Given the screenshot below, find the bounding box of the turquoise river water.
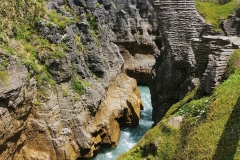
[89,86,153,160]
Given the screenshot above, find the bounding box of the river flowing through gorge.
[88,86,153,160]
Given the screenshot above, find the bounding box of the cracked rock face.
[1,0,239,159]
[149,0,206,124]
[0,54,37,159]
[0,54,142,160]
[148,0,240,124]
[0,0,153,159]
[11,73,142,159]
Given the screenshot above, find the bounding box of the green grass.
[226,49,240,77]
[0,70,9,85]
[118,50,240,159]
[0,0,75,89]
[118,87,199,160]
[48,10,72,29]
[71,76,85,95]
[195,0,239,31]
[0,0,57,88]
[180,70,240,160]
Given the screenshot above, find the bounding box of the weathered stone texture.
[117,40,156,85]
[193,36,239,93]
[149,0,240,124]
[222,8,240,36]
[0,54,37,159]
[0,0,148,159]
[149,0,205,124]
[11,73,141,160]
[1,0,239,158]
[111,0,158,85]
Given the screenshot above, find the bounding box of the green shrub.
[61,83,69,97]
[96,3,101,8]
[86,13,98,30]
[71,77,85,95]
[48,10,72,29]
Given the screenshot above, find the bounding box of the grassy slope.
[195,0,239,31]
[0,1,86,92]
[0,0,55,87]
[118,49,240,159]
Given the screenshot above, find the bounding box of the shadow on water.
[212,97,240,160]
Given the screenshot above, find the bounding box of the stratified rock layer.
[0,0,152,159]
[222,8,240,36]
[11,73,142,160]
[149,0,239,124]
[1,0,239,159]
[193,36,239,93]
[149,0,205,124]
[0,54,37,159]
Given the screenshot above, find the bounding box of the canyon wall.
[149,0,239,124]
[0,0,157,159]
[0,0,239,159]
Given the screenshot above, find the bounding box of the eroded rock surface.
[149,0,206,124]
[1,0,239,159]
[222,8,240,36]
[0,54,37,159]
[11,73,141,160]
[193,36,240,93]
[0,0,149,159]
[149,0,240,124]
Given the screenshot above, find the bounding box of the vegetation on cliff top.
[118,50,240,159]
[195,0,240,31]
[0,0,90,102]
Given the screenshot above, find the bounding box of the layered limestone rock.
[0,54,37,159]
[111,0,159,85]
[2,0,239,158]
[117,39,156,85]
[222,8,240,36]
[0,53,141,160]
[148,0,240,124]
[149,0,206,124]
[11,73,141,159]
[192,36,240,93]
[0,0,149,159]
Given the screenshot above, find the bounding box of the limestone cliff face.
[0,0,154,159]
[149,0,240,124]
[111,0,159,85]
[0,55,37,159]
[0,51,142,159]
[149,0,206,124]
[1,0,239,159]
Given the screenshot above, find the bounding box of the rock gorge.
[0,0,156,159]
[0,0,240,159]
